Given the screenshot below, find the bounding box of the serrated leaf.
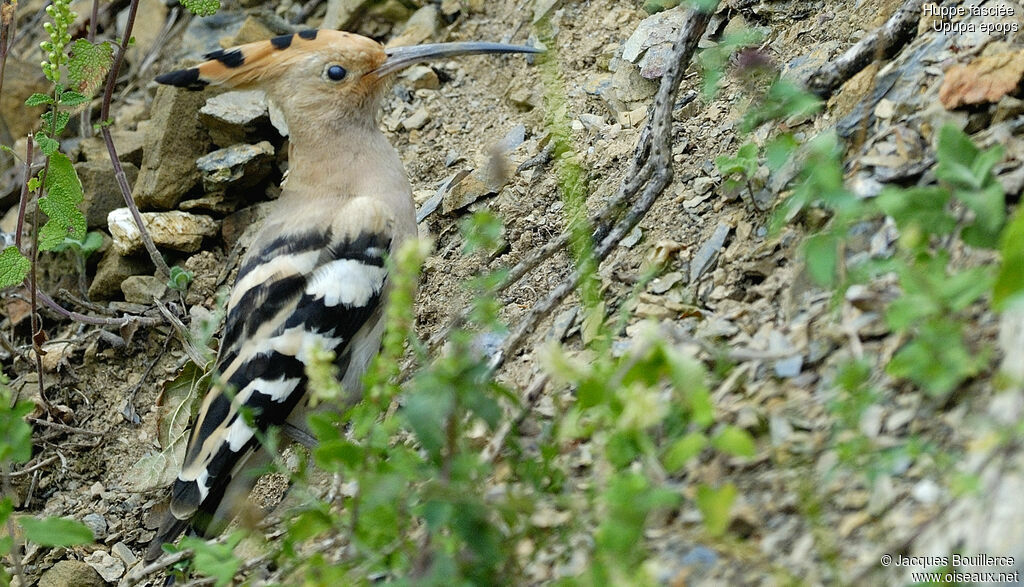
[37,152,86,251]
[59,89,89,107]
[25,93,54,106]
[18,517,93,547]
[181,0,220,16]
[34,134,60,156]
[67,39,114,97]
[41,110,71,135]
[0,247,30,289]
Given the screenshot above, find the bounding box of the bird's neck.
[281,119,408,202]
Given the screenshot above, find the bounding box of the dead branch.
[804,0,924,98]
[99,0,172,278]
[486,4,715,373]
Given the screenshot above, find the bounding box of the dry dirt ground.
[3,0,1024,584]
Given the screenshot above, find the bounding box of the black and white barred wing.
[152,197,393,546]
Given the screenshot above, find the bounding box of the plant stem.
[28,148,51,413]
[98,0,171,277]
[79,0,100,138]
[14,134,34,253]
[0,0,16,114]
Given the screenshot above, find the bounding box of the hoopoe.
[146,29,538,561]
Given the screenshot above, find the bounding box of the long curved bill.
[373,42,543,77]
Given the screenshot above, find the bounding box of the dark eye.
[326,65,347,81]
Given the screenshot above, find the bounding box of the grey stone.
[76,160,139,229]
[78,129,146,166]
[399,65,440,91]
[112,541,139,567]
[82,512,107,539]
[121,275,168,304]
[196,141,275,192]
[621,5,689,79]
[177,12,245,61]
[88,248,152,300]
[387,4,440,47]
[38,560,105,587]
[84,550,125,582]
[611,57,658,103]
[134,85,212,210]
[199,91,273,148]
[117,0,167,67]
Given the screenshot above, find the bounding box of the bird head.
[156,29,540,131]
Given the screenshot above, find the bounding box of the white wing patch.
[226,417,254,451]
[239,375,300,403]
[305,259,387,308]
[229,250,321,308]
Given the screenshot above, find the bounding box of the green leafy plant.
[167,266,194,293]
[0,0,112,289]
[180,0,221,17]
[0,377,93,583]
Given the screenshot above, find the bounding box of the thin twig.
[36,288,162,326]
[99,0,171,277]
[481,374,549,463]
[486,5,714,373]
[120,548,194,586]
[8,454,58,477]
[154,299,209,366]
[27,417,104,437]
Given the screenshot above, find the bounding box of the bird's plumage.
[146,28,538,562]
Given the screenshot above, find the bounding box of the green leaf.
[936,125,982,190]
[711,425,756,458]
[403,389,452,460]
[18,517,94,547]
[67,39,114,97]
[0,395,33,464]
[34,134,60,157]
[765,133,798,171]
[0,246,30,289]
[38,152,86,251]
[662,433,708,473]
[41,110,71,135]
[25,93,54,106]
[957,183,1006,249]
[803,232,838,286]
[180,0,221,17]
[886,319,985,397]
[168,266,194,292]
[995,206,1024,309]
[59,90,90,107]
[180,532,243,587]
[695,483,737,537]
[876,186,955,237]
[313,439,363,472]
